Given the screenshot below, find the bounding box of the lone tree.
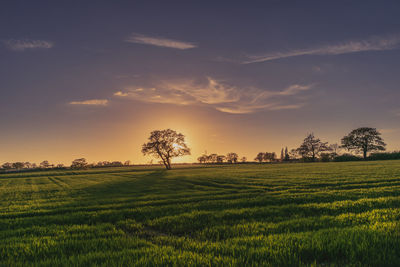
[142,129,190,170]
[297,133,330,161]
[341,127,386,159]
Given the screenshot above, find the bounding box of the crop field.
[1,161,400,266]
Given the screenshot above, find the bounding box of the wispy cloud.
[3,39,54,51]
[244,35,400,64]
[69,99,108,106]
[114,78,312,114]
[126,33,196,50]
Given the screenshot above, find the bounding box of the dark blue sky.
[1,1,400,164]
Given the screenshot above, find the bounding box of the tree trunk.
[165,158,172,170]
[363,149,367,160]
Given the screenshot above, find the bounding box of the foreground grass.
[1,161,400,266]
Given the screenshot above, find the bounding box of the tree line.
[0,127,396,172]
[194,127,389,165]
[1,159,132,172]
[278,127,387,162]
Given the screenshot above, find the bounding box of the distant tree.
[329,143,341,156]
[2,162,12,169]
[341,127,386,159]
[289,149,299,160]
[284,147,290,161]
[241,156,247,163]
[124,160,131,166]
[24,162,32,169]
[297,133,330,162]
[197,155,207,164]
[264,152,276,162]
[40,161,51,168]
[280,148,284,161]
[255,152,264,163]
[217,155,226,163]
[142,129,190,170]
[56,164,65,169]
[12,162,25,169]
[226,153,238,163]
[71,158,88,169]
[111,161,123,167]
[208,154,218,163]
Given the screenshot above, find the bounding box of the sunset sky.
[2,1,400,165]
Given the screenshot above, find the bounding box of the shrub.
[368,151,400,161]
[333,154,362,162]
[320,153,332,162]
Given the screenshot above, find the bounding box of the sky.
[1,1,400,165]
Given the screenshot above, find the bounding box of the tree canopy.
[142,129,190,170]
[341,127,386,159]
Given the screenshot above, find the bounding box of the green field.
[1,161,400,266]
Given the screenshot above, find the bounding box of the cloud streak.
[126,33,196,50]
[69,99,108,106]
[244,35,400,63]
[114,78,312,114]
[3,39,54,51]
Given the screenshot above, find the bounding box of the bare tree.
[142,129,190,170]
[297,133,330,162]
[341,127,386,159]
[329,143,341,156]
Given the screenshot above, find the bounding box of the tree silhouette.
[40,161,51,168]
[217,155,226,163]
[284,147,290,161]
[226,153,238,163]
[71,158,88,169]
[329,143,341,156]
[297,133,330,162]
[2,163,12,169]
[197,155,207,164]
[263,152,276,162]
[142,129,190,170]
[255,152,264,163]
[12,162,25,169]
[341,127,386,159]
[208,154,218,163]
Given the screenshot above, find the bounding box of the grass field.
[1,161,400,266]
